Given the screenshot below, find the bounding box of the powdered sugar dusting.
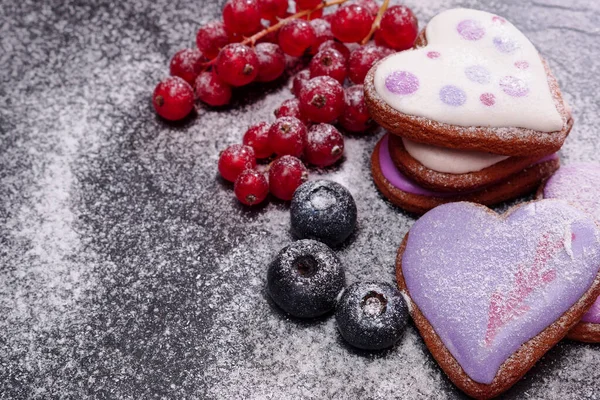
[2,0,600,398]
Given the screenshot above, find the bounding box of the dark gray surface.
[1,0,598,398]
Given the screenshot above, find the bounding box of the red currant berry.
[274,98,308,124]
[268,117,307,158]
[152,77,195,121]
[299,76,345,123]
[218,144,257,182]
[269,156,309,200]
[194,71,232,107]
[257,29,279,44]
[354,0,378,16]
[216,43,259,87]
[278,19,317,57]
[305,123,344,167]
[348,45,386,84]
[379,5,418,51]
[196,21,229,60]
[309,48,347,84]
[169,49,207,85]
[222,0,262,35]
[291,69,311,97]
[255,43,286,82]
[308,18,334,54]
[234,169,269,206]
[338,84,374,132]
[257,0,288,21]
[296,6,323,21]
[297,0,321,8]
[317,40,350,60]
[243,122,273,159]
[331,5,374,43]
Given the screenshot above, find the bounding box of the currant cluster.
[151,0,418,122]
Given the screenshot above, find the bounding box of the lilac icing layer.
[402,201,600,384]
[543,162,600,324]
[378,134,557,197]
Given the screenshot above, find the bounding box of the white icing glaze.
[374,8,564,132]
[402,138,509,174]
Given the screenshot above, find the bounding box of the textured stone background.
[1,0,598,398]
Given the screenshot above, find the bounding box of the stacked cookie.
[365,8,573,214]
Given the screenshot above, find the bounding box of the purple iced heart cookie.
[397,200,600,399]
[541,162,600,342]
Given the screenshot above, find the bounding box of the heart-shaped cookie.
[396,200,600,399]
[540,163,600,342]
[365,8,572,157]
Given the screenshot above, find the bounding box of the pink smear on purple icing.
[543,162,600,324]
[402,201,600,383]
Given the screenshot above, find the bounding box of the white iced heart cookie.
[374,8,563,132]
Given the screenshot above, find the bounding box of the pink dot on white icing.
[493,36,520,53]
[457,20,486,41]
[515,61,529,69]
[465,65,491,84]
[492,16,506,24]
[440,85,466,106]
[480,93,496,106]
[500,76,529,97]
[385,71,419,95]
[427,51,440,59]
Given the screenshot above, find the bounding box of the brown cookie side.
[388,134,545,192]
[565,322,600,343]
[396,222,600,399]
[364,29,573,157]
[371,136,560,214]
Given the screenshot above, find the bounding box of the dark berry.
[234,169,269,206]
[222,0,262,35]
[196,21,230,60]
[267,239,345,318]
[296,0,321,8]
[309,48,347,84]
[278,19,317,57]
[269,155,308,200]
[379,5,418,51]
[195,71,232,107]
[218,144,256,182]
[255,43,286,82]
[292,69,311,97]
[299,76,345,123]
[243,122,272,159]
[290,180,356,246]
[169,48,207,85]
[305,124,344,167]
[274,98,308,124]
[331,4,374,43]
[215,43,259,87]
[339,84,374,132]
[152,76,195,121]
[317,40,351,60]
[268,117,307,158]
[336,282,409,350]
[348,45,386,84]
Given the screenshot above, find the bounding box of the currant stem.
[242,0,350,46]
[360,0,390,45]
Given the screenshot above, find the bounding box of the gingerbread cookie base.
[395,216,600,399]
[388,134,545,192]
[364,30,574,158]
[371,137,560,214]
